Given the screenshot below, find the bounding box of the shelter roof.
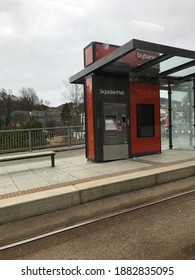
[70,39,195,87]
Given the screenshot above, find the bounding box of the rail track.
[0,187,195,252]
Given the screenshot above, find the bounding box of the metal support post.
[28,130,32,152]
[187,83,193,147]
[168,82,173,149]
[68,127,71,147]
[193,77,195,149]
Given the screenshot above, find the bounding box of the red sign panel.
[84,41,159,68]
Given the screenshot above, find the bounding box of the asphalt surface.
[1,178,195,260]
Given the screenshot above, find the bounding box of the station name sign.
[99,89,125,96]
[136,51,157,61]
[118,48,159,68]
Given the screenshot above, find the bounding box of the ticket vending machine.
[85,74,130,162]
[103,103,128,161]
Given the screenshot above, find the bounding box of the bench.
[0,151,56,167]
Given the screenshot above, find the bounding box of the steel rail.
[1,187,195,251]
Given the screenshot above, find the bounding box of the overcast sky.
[1,0,195,106]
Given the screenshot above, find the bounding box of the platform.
[0,146,195,224]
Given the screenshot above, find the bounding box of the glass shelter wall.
[160,90,169,150]
[171,81,194,148]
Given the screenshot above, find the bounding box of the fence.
[0,126,85,154]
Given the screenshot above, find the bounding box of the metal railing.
[0,126,85,154]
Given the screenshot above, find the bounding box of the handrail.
[0,126,85,153]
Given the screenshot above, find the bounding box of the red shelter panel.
[95,43,118,61]
[130,82,161,155]
[84,44,93,67]
[84,42,118,67]
[85,76,95,160]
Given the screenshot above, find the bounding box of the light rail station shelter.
[70,39,195,162]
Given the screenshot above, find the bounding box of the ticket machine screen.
[105,115,117,131]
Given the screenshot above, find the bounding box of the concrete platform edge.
[0,160,195,224]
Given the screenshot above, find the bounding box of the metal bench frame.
[0,151,56,167]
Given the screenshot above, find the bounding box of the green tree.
[18,117,48,149]
[19,117,43,129]
[61,103,72,126]
[0,88,18,128]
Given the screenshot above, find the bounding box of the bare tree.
[18,87,41,111]
[62,81,83,105]
[62,81,84,125]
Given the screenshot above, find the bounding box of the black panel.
[137,104,155,137]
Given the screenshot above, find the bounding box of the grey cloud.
[0,0,195,106]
